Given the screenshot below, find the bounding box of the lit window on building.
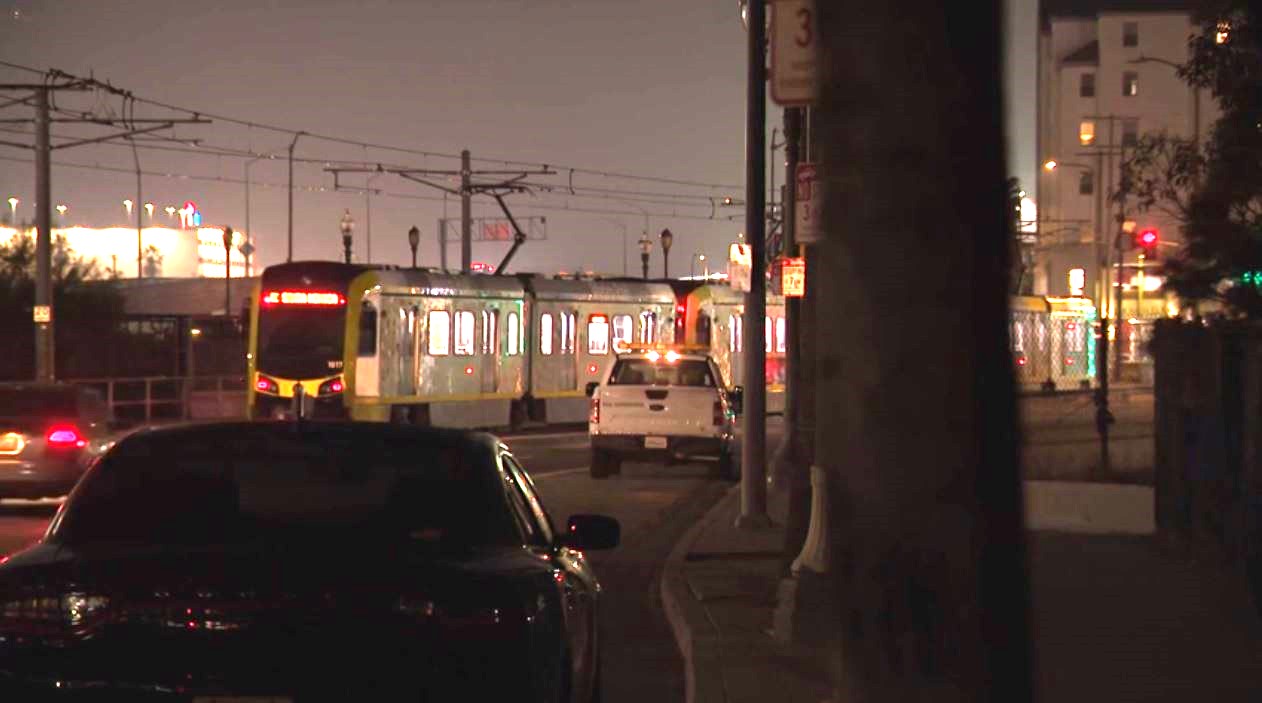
[1122,21,1138,48]
[1122,119,1139,147]
[1079,73,1095,98]
[1122,71,1139,97]
[1079,170,1094,195]
[1079,120,1096,146]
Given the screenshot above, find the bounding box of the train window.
[565,312,577,354]
[357,302,378,357]
[454,311,475,356]
[559,313,570,354]
[638,311,657,344]
[696,315,712,346]
[612,315,633,351]
[765,316,773,353]
[1012,318,1025,352]
[540,313,554,355]
[506,311,521,356]
[729,314,743,352]
[1065,320,1084,352]
[775,317,786,353]
[427,310,451,356]
[481,310,498,355]
[588,315,610,355]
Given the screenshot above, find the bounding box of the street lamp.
[638,235,653,279]
[164,205,176,219]
[123,199,133,217]
[5,197,17,223]
[659,228,674,278]
[222,227,234,316]
[699,253,708,279]
[407,225,420,268]
[144,202,154,219]
[55,204,66,217]
[340,209,355,264]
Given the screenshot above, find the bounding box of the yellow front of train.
[246,262,364,420]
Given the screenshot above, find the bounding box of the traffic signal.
[1135,228,1159,254]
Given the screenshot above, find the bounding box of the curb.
[659,483,741,703]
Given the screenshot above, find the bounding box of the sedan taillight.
[46,425,86,449]
[0,592,111,640]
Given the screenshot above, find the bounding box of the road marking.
[530,467,588,480]
[501,431,588,442]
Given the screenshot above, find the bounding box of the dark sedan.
[0,421,618,702]
[0,383,116,500]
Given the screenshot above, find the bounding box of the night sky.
[1,0,1037,275]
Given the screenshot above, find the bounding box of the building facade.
[1036,0,1213,317]
[0,224,254,280]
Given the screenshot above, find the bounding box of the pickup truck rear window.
[609,359,715,387]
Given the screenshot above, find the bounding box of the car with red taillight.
[0,383,117,501]
[0,421,617,702]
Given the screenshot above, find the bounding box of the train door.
[355,296,380,397]
[398,303,417,397]
[559,310,577,391]
[481,307,499,393]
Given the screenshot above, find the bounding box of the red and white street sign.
[770,0,819,107]
[781,257,805,297]
[794,163,822,244]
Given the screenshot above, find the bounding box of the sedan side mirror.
[585,381,599,397]
[729,386,744,415]
[562,514,620,551]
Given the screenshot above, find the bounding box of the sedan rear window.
[609,359,714,387]
[55,426,519,549]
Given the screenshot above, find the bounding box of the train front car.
[248,262,365,419]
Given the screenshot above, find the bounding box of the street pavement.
[662,480,1262,703]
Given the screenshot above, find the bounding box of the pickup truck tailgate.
[595,385,717,437]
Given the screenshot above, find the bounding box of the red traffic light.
[1136,229,1159,250]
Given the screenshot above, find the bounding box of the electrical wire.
[0,60,743,192]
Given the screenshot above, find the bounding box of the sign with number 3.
[770,0,819,106]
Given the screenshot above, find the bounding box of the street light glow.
[123,199,133,215]
[55,205,67,216]
[1044,160,1058,171]
[6,197,18,214]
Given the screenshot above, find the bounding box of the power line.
[0,154,728,223]
[0,60,743,192]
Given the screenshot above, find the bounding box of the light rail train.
[246,262,786,427]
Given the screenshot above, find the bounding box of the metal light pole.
[638,235,652,279]
[659,228,674,278]
[366,172,383,264]
[340,210,355,264]
[738,0,770,528]
[408,225,420,268]
[286,132,304,262]
[222,227,233,316]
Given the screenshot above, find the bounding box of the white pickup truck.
[585,347,742,480]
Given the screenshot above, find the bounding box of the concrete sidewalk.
[661,481,1262,702]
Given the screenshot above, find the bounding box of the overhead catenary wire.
[0,59,743,192]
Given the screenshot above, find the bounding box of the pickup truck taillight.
[590,397,600,424]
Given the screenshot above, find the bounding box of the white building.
[1036,0,1213,309]
[0,225,254,279]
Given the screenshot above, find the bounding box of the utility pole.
[223,227,233,316]
[772,107,804,484]
[461,149,472,273]
[34,87,52,381]
[1,70,205,381]
[286,132,303,262]
[131,138,143,278]
[738,0,770,528]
